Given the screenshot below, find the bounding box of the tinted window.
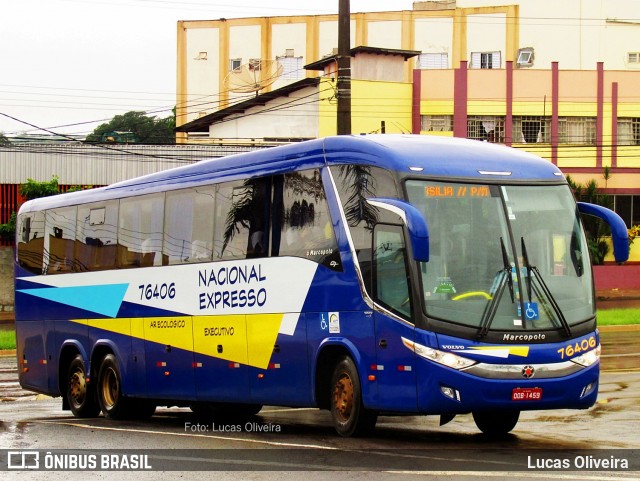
[214,178,271,261]
[45,207,77,274]
[374,224,412,319]
[17,212,45,274]
[118,194,165,268]
[330,165,400,291]
[75,202,118,271]
[277,170,340,270]
[164,186,215,264]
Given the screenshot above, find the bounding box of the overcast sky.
[0,0,414,137]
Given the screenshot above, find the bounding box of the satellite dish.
[223,60,284,96]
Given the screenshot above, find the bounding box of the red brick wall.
[593,265,640,291]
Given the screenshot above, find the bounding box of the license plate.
[512,387,542,401]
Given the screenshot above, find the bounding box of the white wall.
[367,20,402,49]
[467,13,506,66]
[271,23,308,90]
[414,16,454,68]
[228,25,262,104]
[185,27,220,124]
[208,86,320,140]
[458,0,640,70]
[318,20,357,57]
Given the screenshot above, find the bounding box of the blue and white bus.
[14,135,629,436]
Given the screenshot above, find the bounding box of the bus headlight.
[402,337,476,370]
[570,344,601,367]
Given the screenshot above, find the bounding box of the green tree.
[85,110,176,144]
[0,213,16,241]
[0,132,10,146]
[20,175,60,200]
[567,175,614,265]
[0,176,62,242]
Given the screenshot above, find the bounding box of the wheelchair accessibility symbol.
[320,312,341,333]
[524,302,539,320]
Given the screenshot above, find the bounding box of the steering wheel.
[451,291,492,301]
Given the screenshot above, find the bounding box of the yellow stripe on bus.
[74,313,287,370]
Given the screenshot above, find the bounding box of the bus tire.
[96,353,133,420]
[330,357,377,437]
[472,410,519,436]
[66,354,100,418]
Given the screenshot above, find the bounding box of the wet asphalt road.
[0,329,638,480]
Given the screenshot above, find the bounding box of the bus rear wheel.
[472,410,519,436]
[330,357,377,437]
[66,354,100,418]
[96,354,135,420]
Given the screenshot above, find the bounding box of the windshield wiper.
[501,237,515,303]
[477,238,513,339]
[521,237,572,337]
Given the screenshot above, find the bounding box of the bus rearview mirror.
[366,198,430,262]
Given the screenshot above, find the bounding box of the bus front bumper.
[417,360,600,414]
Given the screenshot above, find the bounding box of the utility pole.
[337,0,351,135]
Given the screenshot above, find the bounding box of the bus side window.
[118,194,165,268]
[164,187,215,264]
[17,212,45,274]
[373,224,412,319]
[329,165,400,287]
[75,202,118,272]
[44,207,77,274]
[277,170,340,270]
[214,177,271,261]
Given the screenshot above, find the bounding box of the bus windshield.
[405,181,594,333]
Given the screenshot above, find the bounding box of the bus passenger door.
[248,313,311,406]
[372,224,417,412]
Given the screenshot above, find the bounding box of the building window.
[618,118,640,145]
[421,115,453,132]
[558,117,596,144]
[417,53,448,69]
[613,195,640,228]
[512,116,550,143]
[627,52,640,64]
[229,58,242,72]
[248,59,262,71]
[276,55,304,80]
[467,116,505,142]
[516,48,534,68]
[470,51,501,69]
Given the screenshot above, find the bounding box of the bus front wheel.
[472,410,519,436]
[330,357,377,437]
[66,354,100,418]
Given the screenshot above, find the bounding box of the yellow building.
[176,2,640,246]
[177,1,640,132]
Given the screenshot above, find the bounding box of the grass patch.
[597,308,640,326]
[0,330,16,350]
